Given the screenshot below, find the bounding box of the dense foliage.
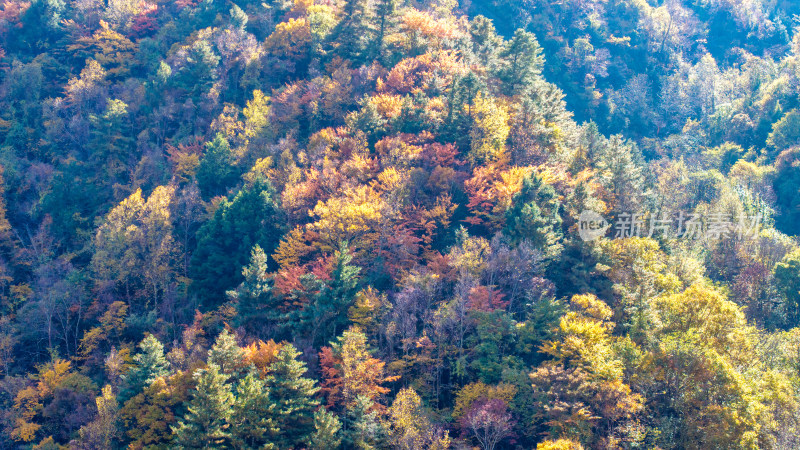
[0,0,798,448]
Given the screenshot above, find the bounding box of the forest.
[0,0,799,448]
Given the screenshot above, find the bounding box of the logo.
[578,210,610,242]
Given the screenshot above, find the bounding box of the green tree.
[88,98,134,186]
[774,249,800,327]
[173,364,234,449]
[230,371,278,450]
[504,172,563,257]
[208,329,246,378]
[229,5,248,31]
[266,344,320,448]
[469,16,503,68]
[767,109,800,154]
[227,245,276,336]
[773,147,800,236]
[190,178,285,308]
[370,0,398,61]
[497,29,544,96]
[172,39,220,98]
[593,135,647,214]
[120,334,170,403]
[308,408,342,450]
[196,133,237,200]
[331,0,372,63]
[305,246,361,346]
[445,72,487,150]
[344,394,385,450]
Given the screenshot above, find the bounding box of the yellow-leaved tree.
[309,185,389,255]
[469,93,510,165]
[388,387,451,450]
[532,293,644,447]
[91,186,178,311]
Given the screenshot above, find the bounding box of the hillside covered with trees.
[0,0,799,448]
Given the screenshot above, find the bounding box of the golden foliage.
[309,185,388,253]
[469,93,510,164]
[11,358,74,442]
[537,438,585,449]
[265,18,312,61]
[388,388,451,450]
[452,381,517,420]
[78,301,129,360]
[242,339,283,378]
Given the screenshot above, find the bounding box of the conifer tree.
[306,245,361,346]
[445,72,487,150]
[265,344,320,448]
[196,133,237,200]
[469,16,503,69]
[208,329,246,378]
[308,408,342,450]
[331,0,372,63]
[773,147,800,235]
[497,29,544,96]
[504,173,563,258]
[774,249,800,327]
[371,0,398,61]
[190,177,285,307]
[227,245,274,335]
[120,334,170,403]
[230,371,278,449]
[173,363,234,449]
[88,98,134,185]
[343,394,385,449]
[0,167,18,314]
[593,135,647,214]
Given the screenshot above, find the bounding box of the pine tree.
[308,408,342,450]
[774,249,800,327]
[306,245,361,347]
[267,245,362,346]
[229,5,248,31]
[190,177,285,308]
[497,29,544,96]
[504,173,563,258]
[773,147,800,236]
[469,16,503,69]
[444,72,487,151]
[196,133,237,200]
[0,166,17,315]
[228,245,275,335]
[229,371,278,450]
[208,329,246,378]
[88,98,134,186]
[371,0,398,62]
[331,0,372,63]
[266,344,320,448]
[593,135,647,214]
[173,363,234,449]
[120,334,170,403]
[343,395,385,449]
